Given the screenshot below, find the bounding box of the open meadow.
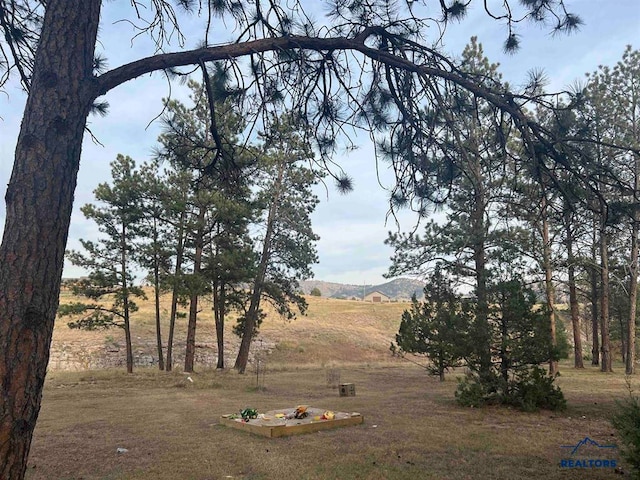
[52,291,412,369]
[30,293,637,479]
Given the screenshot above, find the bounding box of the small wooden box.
[339,383,356,397]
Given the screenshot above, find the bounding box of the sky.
[1,0,639,286]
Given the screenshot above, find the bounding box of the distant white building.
[363,290,390,303]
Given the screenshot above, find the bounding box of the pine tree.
[58,155,146,373]
[205,192,256,369]
[157,76,254,372]
[456,260,565,411]
[571,51,640,373]
[391,267,472,381]
[606,47,640,374]
[234,114,320,373]
[137,160,174,371]
[159,167,193,372]
[386,38,514,379]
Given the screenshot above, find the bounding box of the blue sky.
[1,0,639,286]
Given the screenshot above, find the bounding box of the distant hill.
[300,278,425,300]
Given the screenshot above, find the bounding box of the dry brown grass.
[39,293,636,479]
[259,296,409,366]
[26,361,637,480]
[54,291,411,368]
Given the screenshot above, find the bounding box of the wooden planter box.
[339,383,356,396]
[221,407,364,438]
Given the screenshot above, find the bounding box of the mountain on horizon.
[300,278,425,300]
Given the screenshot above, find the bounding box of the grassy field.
[53,291,411,368]
[35,293,636,479]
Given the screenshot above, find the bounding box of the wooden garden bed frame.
[220,407,364,438]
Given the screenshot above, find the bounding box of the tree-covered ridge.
[300,278,426,299]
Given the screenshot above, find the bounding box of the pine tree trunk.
[154,276,165,370]
[500,311,509,385]
[153,217,165,370]
[211,233,225,370]
[569,276,583,369]
[185,205,205,373]
[565,208,584,368]
[470,154,491,380]
[234,288,262,374]
[121,224,134,374]
[214,282,226,369]
[0,2,100,476]
[627,208,639,374]
[620,315,627,364]
[123,311,134,374]
[591,226,600,366]
[166,210,186,372]
[235,163,284,373]
[474,250,491,379]
[541,196,558,375]
[600,211,613,372]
